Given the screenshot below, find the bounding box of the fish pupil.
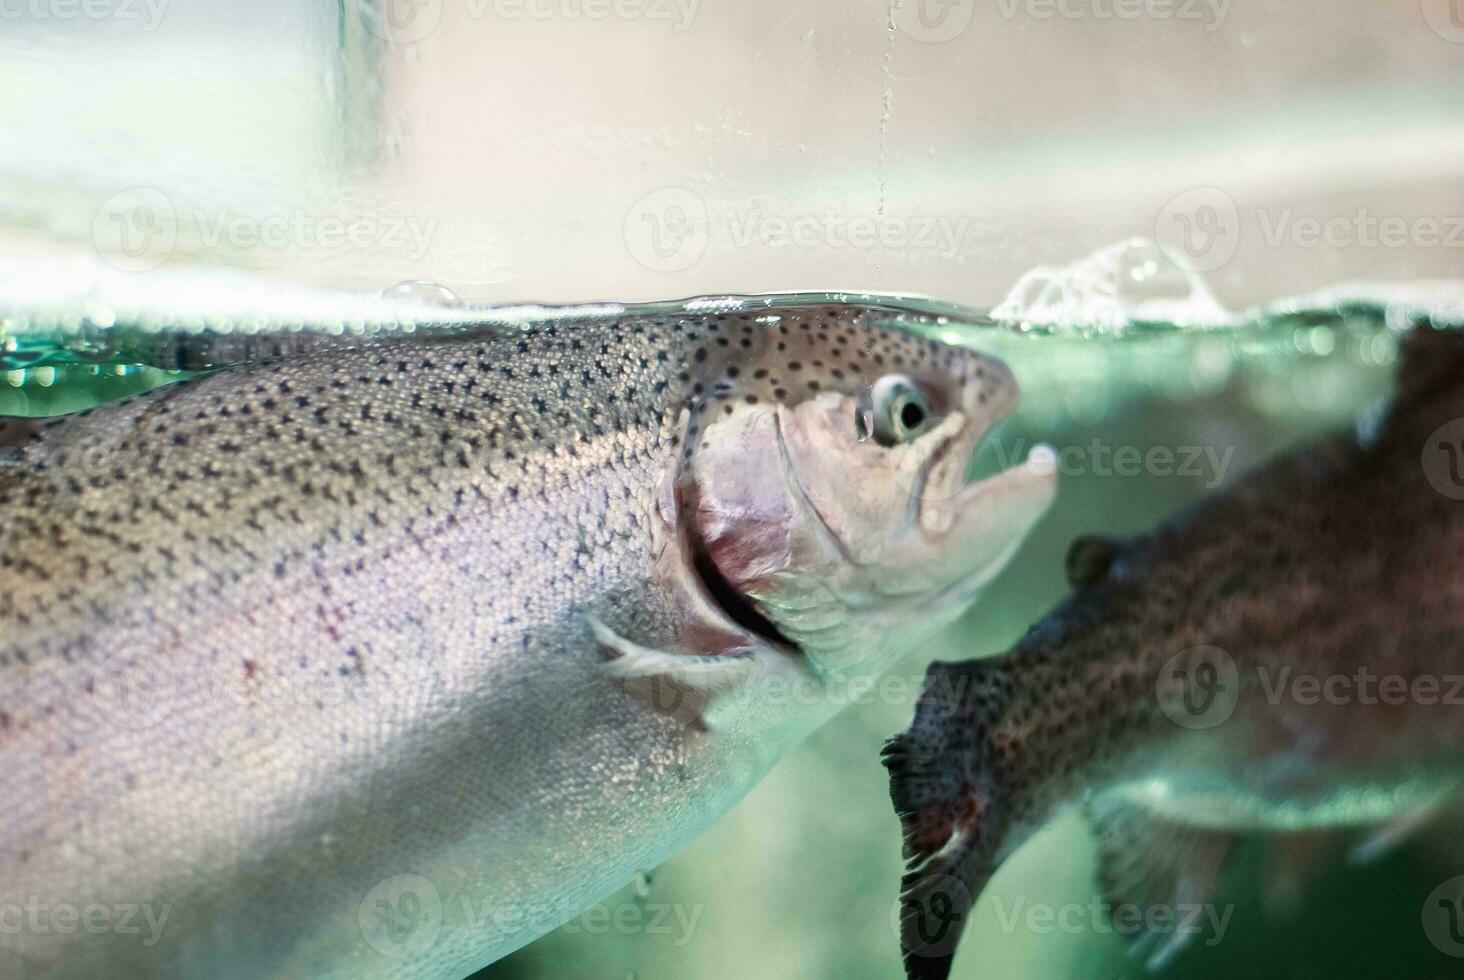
[900,401,925,430]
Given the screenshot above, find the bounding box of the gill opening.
[687,539,796,651]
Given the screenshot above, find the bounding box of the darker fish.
[884,328,1464,979]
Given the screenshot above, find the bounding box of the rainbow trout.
[885,328,1464,980]
[0,301,1054,978]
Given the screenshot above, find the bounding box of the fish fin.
[589,614,755,731]
[1084,795,1235,971]
[1349,795,1454,865]
[1259,830,1339,914]
[883,660,1014,980]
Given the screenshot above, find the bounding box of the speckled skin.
[0,304,1039,979]
[886,329,1464,980]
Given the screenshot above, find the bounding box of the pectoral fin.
[1085,796,1236,971]
[1349,791,1457,865]
[589,614,755,731]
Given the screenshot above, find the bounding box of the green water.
[3,287,1459,980]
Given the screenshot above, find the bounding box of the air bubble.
[377,281,460,306]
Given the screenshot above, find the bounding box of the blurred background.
[4,1,1464,977]
[3,0,1464,308]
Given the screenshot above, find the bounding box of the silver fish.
[0,301,1054,978]
[884,328,1464,979]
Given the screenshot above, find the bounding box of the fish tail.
[882,658,1016,980]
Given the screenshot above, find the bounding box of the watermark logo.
[891,873,972,962]
[994,0,1230,31]
[451,891,704,944]
[0,898,172,947]
[92,642,177,731]
[359,874,443,959]
[1422,0,1464,43]
[0,0,169,29]
[0,0,171,30]
[1155,187,1241,273]
[1158,188,1464,274]
[479,0,700,30]
[988,895,1233,946]
[1422,875,1464,957]
[993,438,1235,489]
[1257,209,1464,252]
[1158,645,1238,729]
[624,188,709,273]
[357,0,700,45]
[1423,418,1464,501]
[92,187,177,273]
[624,188,976,272]
[1255,665,1464,708]
[1161,654,1464,723]
[359,0,442,43]
[892,0,975,43]
[194,208,437,261]
[92,188,439,272]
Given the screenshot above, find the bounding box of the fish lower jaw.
[917,441,1057,541]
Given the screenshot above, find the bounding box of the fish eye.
[869,374,932,447]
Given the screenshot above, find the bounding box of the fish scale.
[0,303,1052,979]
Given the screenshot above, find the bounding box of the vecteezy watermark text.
[994,437,1235,489]
[1160,645,1464,730]
[1256,665,1464,708]
[994,0,1230,30]
[624,188,972,272]
[1156,187,1464,273]
[988,894,1233,946]
[0,0,169,30]
[194,209,436,261]
[358,0,700,44]
[1257,209,1464,252]
[92,187,438,273]
[0,898,171,947]
[359,874,703,960]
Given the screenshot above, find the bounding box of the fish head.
[685,317,1056,679]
